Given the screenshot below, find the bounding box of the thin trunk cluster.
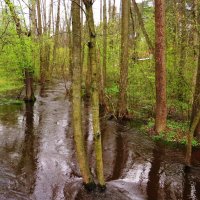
[71,0,94,188]
[72,0,105,190]
[82,0,106,189]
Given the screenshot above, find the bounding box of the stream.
[1,81,200,200]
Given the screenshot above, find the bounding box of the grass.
[0,98,23,105]
[0,67,23,94]
[0,79,23,93]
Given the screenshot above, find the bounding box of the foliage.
[140,118,200,147]
[0,0,198,132]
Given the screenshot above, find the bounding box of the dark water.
[1,82,200,200]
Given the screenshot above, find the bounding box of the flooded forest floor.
[1,81,200,200]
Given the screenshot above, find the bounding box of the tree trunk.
[108,0,111,21]
[52,0,61,74]
[72,0,95,189]
[83,0,106,189]
[155,0,167,133]
[100,0,102,23]
[191,40,200,138]
[112,0,116,20]
[63,0,73,81]
[103,0,107,89]
[177,0,187,102]
[85,45,92,97]
[99,0,108,110]
[186,110,200,166]
[37,0,45,85]
[24,69,36,102]
[117,0,130,118]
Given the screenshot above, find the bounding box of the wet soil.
[1,81,200,200]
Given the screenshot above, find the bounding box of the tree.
[117,0,130,118]
[52,0,61,73]
[4,0,35,102]
[99,0,109,111]
[132,0,154,53]
[71,0,94,189]
[191,40,200,138]
[82,0,106,189]
[177,0,187,102]
[154,0,167,133]
[102,0,107,90]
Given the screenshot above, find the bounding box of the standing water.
[1,82,200,200]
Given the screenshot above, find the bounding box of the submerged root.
[83,181,96,192]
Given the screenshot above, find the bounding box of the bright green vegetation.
[140,118,200,147]
[0,68,23,93]
[0,1,199,145]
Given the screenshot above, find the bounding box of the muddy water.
[1,82,200,200]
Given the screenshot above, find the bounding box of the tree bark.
[72,0,94,188]
[117,0,130,118]
[155,0,167,133]
[85,44,92,97]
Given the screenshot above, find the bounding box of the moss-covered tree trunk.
[186,110,200,166]
[191,38,200,138]
[190,1,200,138]
[83,0,106,189]
[72,0,94,189]
[85,45,92,97]
[117,0,130,118]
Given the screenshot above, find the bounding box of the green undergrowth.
[0,98,23,106]
[0,68,23,94]
[139,118,200,147]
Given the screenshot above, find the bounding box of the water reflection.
[0,104,23,126]
[17,102,37,194]
[147,147,162,200]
